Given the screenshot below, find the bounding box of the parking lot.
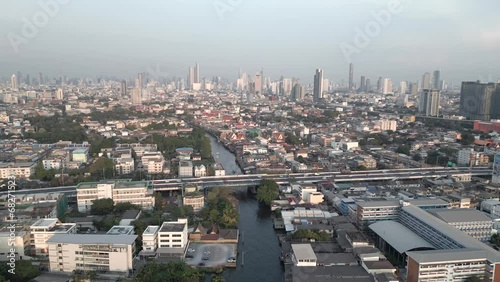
[185,243,237,268]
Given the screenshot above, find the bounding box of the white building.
[115,158,135,175]
[141,226,159,254]
[43,159,63,170]
[212,163,225,176]
[377,120,397,132]
[76,181,154,213]
[291,244,317,267]
[296,184,317,202]
[47,234,136,273]
[178,161,193,178]
[30,218,77,255]
[157,219,188,249]
[458,149,474,166]
[141,152,165,174]
[193,164,206,177]
[72,148,89,163]
[0,229,29,260]
[0,162,36,179]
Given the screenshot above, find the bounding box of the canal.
[207,134,284,282]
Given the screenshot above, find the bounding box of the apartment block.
[141,152,165,174]
[429,209,493,242]
[183,193,205,212]
[76,180,154,213]
[0,162,35,179]
[47,234,136,273]
[114,158,135,175]
[178,161,193,178]
[141,226,159,254]
[30,218,77,255]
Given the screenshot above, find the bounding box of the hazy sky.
[1,0,500,84]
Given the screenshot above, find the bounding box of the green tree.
[460,132,476,145]
[88,157,115,179]
[114,202,141,213]
[135,261,202,282]
[90,198,114,215]
[212,275,225,282]
[396,145,411,155]
[256,180,279,206]
[154,192,164,211]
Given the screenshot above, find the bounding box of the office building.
[433,70,441,90]
[30,218,77,255]
[348,63,354,91]
[157,219,188,249]
[377,77,383,93]
[428,209,493,242]
[422,72,431,90]
[120,80,127,97]
[11,74,17,89]
[194,63,199,83]
[382,78,392,94]
[365,79,371,92]
[47,234,136,273]
[282,78,292,95]
[356,200,400,228]
[76,180,154,212]
[459,81,500,121]
[419,89,440,117]
[254,73,262,95]
[131,88,142,105]
[360,75,366,92]
[399,81,407,94]
[292,83,305,101]
[313,69,324,102]
[409,83,418,95]
[188,67,194,89]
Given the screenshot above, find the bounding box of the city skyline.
[1,0,500,83]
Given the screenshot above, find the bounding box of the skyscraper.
[11,74,17,90]
[120,80,127,97]
[365,79,371,92]
[254,73,262,95]
[400,81,407,94]
[38,72,43,85]
[433,70,441,90]
[377,77,383,93]
[359,76,366,92]
[348,63,354,91]
[313,69,324,103]
[188,67,195,89]
[382,78,392,94]
[131,87,142,105]
[194,63,200,84]
[460,81,500,121]
[138,73,143,88]
[410,83,418,95]
[419,89,440,117]
[422,72,431,90]
[292,83,305,101]
[282,78,292,95]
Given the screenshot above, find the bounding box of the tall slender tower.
[433,70,441,90]
[194,63,200,84]
[359,76,366,92]
[348,63,354,91]
[11,74,17,90]
[313,69,324,103]
[254,73,262,95]
[188,67,195,89]
[120,80,127,97]
[422,72,431,90]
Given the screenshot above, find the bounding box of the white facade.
[141,152,165,174]
[157,219,188,249]
[43,159,63,170]
[178,161,193,178]
[30,219,77,256]
[115,158,135,175]
[47,234,136,273]
[0,162,35,179]
[0,231,29,260]
[142,226,159,253]
[377,120,397,131]
[76,181,153,213]
[297,185,317,202]
[194,164,206,177]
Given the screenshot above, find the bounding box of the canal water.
[208,134,284,282]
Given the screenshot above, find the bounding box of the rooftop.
[159,221,186,233]
[429,208,492,223]
[47,234,137,245]
[356,200,400,208]
[292,244,317,261]
[121,209,141,219]
[143,226,159,235]
[106,225,135,235]
[369,221,435,254]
